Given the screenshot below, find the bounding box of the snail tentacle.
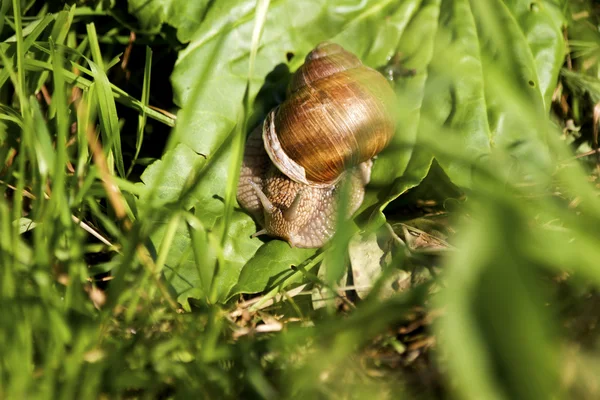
[282,189,304,222]
[249,180,275,214]
[251,229,268,238]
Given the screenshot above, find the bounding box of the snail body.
[237,42,396,248]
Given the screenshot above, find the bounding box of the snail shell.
[263,42,397,186]
[237,42,396,248]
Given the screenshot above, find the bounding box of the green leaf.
[140,0,565,305]
[126,0,210,41]
[361,0,439,217]
[231,241,316,297]
[143,0,430,304]
[161,210,262,304]
[311,253,347,311]
[418,0,565,187]
[15,217,37,234]
[503,0,565,109]
[140,142,226,227]
[348,232,385,299]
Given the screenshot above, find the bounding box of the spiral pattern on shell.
[263,42,397,186]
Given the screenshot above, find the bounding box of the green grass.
[2,0,600,399]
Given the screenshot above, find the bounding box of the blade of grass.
[50,6,75,45]
[127,45,151,177]
[249,252,326,312]
[86,23,125,177]
[79,104,178,312]
[0,13,55,90]
[49,40,71,226]
[0,200,15,298]
[0,104,23,127]
[34,7,76,93]
[323,177,354,294]
[186,213,214,300]
[9,30,172,126]
[10,0,29,247]
[0,0,9,37]
[122,211,181,319]
[155,213,182,277]
[211,0,270,303]
[29,97,55,178]
[75,83,94,180]
[219,0,270,246]
[13,57,174,126]
[3,12,52,42]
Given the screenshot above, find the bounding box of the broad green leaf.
[362,0,439,219]
[140,0,565,305]
[348,232,385,299]
[161,209,261,304]
[15,217,37,234]
[142,145,263,304]
[139,143,206,209]
[422,0,564,187]
[139,142,235,228]
[230,241,316,297]
[311,253,348,311]
[143,0,421,303]
[503,0,565,109]
[127,0,210,41]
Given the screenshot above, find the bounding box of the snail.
[237,42,397,248]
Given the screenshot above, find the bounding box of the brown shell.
[263,42,397,186]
